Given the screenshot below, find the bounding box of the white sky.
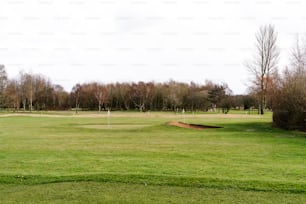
[0,0,306,94]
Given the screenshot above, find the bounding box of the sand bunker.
[167,121,222,130]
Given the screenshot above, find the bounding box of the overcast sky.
[0,0,306,94]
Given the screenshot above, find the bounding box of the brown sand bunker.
[167,121,222,130]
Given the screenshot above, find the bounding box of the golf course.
[0,111,305,203]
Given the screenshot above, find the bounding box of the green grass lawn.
[0,112,305,203]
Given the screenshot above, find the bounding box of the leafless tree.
[246,24,280,114]
[0,65,7,109]
[118,83,131,110]
[93,83,108,112]
[128,82,154,112]
[290,36,306,73]
[19,72,35,111]
[52,84,68,109]
[71,84,81,113]
[6,79,20,111]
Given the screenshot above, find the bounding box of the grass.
[1,182,305,204]
[0,112,305,203]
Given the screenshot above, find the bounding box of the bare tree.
[128,82,154,112]
[52,84,67,109]
[0,65,7,109]
[18,72,35,111]
[290,36,306,73]
[246,24,279,114]
[129,82,146,112]
[6,79,20,111]
[118,83,131,110]
[93,83,108,112]
[71,84,81,113]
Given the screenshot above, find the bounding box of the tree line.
[0,67,258,113]
[71,80,242,113]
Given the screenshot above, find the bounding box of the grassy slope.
[0,112,305,203]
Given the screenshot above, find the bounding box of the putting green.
[80,124,152,130]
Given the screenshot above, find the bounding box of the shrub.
[272,68,306,131]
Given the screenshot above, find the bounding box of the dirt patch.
[167,121,222,130]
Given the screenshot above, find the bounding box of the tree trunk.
[30,96,33,112]
[75,100,78,114]
[22,99,26,111]
[260,75,264,115]
[98,101,101,112]
[260,91,264,115]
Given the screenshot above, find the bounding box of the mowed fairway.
[0,112,305,203]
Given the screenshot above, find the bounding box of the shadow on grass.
[0,173,305,194]
[220,122,306,138]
